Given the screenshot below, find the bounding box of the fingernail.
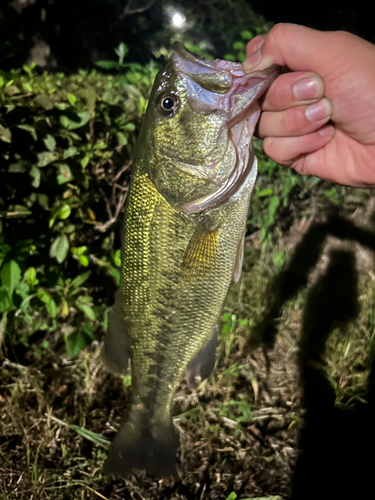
[293,77,323,101]
[305,98,332,123]
[318,124,335,138]
[243,49,262,73]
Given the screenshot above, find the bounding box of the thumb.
[243,23,341,75]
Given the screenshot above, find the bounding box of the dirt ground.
[2,203,375,500]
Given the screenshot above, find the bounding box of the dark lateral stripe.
[140,212,186,422]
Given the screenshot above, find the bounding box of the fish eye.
[158,93,178,116]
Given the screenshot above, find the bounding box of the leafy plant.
[0,61,156,357]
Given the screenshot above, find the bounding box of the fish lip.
[172,42,279,95]
[169,44,280,214]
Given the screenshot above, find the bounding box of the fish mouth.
[171,42,279,214]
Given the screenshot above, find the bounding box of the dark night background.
[1,0,373,72]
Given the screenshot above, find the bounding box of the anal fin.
[187,325,218,384]
[103,290,131,375]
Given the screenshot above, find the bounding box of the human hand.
[243,23,375,187]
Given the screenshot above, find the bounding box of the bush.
[0,62,157,358]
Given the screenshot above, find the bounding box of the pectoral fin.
[103,290,131,375]
[181,220,219,281]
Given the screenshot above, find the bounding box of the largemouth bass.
[103,43,278,476]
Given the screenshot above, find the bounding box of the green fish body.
[103,44,278,476]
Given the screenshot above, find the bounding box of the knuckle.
[279,108,304,135]
[269,23,288,40]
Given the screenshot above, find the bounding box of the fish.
[103,43,279,476]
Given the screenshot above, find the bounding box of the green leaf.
[1,260,21,297]
[43,134,56,152]
[0,287,12,312]
[122,122,136,131]
[225,493,237,500]
[49,415,110,449]
[272,251,286,268]
[63,224,75,234]
[95,60,122,70]
[4,85,20,96]
[67,93,77,106]
[114,42,128,64]
[34,94,54,110]
[60,298,69,318]
[37,193,49,209]
[65,330,88,357]
[37,288,57,318]
[256,188,274,198]
[79,255,89,267]
[71,246,88,256]
[57,164,74,185]
[50,234,69,263]
[224,54,236,61]
[5,104,15,113]
[22,82,33,93]
[116,132,128,146]
[8,163,27,173]
[0,124,12,143]
[77,303,96,321]
[59,204,71,220]
[17,124,37,140]
[60,112,90,130]
[241,30,253,40]
[71,272,90,288]
[121,374,132,387]
[113,249,121,267]
[22,64,33,77]
[109,265,121,285]
[80,154,91,169]
[25,267,38,286]
[37,151,59,167]
[55,102,70,110]
[50,204,71,227]
[29,165,41,188]
[63,147,79,159]
[233,41,245,50]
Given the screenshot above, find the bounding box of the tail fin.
[105,421,178,477]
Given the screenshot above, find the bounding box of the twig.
[94,191,126,232]
[80,484,110,500]
[113,161,131,183]
[119,0,157,20]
